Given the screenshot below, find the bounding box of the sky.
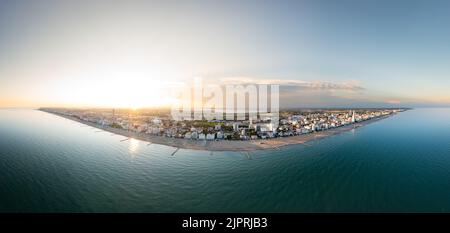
[1,0,450,108]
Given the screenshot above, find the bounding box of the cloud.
[218,77,364,91]
[385,99,401,104]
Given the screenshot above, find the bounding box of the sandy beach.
[42,110,394,152]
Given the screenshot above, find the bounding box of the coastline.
[40,110,396,152]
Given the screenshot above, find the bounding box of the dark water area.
[1,108,450,212]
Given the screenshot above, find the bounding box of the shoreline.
[40,110,396,152]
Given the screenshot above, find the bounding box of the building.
[233,123,239,132]
[206,133,215,140]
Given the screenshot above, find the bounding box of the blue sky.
[1,0,450,108]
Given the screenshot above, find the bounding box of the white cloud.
[218,77,364,91]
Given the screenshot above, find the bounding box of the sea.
[1,108,450,212]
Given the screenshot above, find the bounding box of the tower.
[112,108,115,124]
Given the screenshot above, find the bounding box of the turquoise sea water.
[1,108,450,212]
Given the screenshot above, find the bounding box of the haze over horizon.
[1,0,450,109]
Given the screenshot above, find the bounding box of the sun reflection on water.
[128,138,140,156]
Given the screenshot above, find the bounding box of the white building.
[152,118,162,125]
[233,123,239,132]
[147,127,161,135]
[206,133,215,140]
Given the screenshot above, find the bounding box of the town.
[40,108,406,141]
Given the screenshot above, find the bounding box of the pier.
[171,148,180,156]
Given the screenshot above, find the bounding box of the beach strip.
[40,110,395,152]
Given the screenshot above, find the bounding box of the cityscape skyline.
[1,0,450,108]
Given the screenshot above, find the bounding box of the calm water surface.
[1,108,450,212]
